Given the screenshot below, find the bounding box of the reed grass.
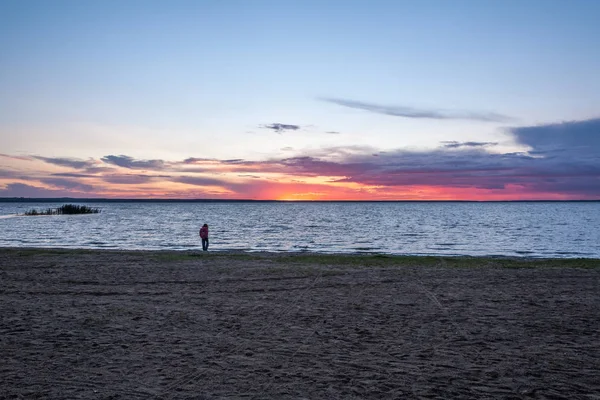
[23,204,100,216]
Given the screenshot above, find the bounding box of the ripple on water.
[352,246,381,251]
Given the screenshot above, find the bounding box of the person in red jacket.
[199,223,209,251]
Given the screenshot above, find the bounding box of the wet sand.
[1,248,599,399]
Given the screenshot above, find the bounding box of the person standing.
[199,223,209,251]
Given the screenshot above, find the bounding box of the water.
[0,201,599,258]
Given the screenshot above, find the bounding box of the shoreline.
[2,246,600,263]
[2,248,599,398]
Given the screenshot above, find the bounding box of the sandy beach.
[1,248,599,399]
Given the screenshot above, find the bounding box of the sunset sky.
[1,0,599,200]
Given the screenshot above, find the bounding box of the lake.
[0,201,599,258]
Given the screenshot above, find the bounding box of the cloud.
[441,141,499,149]
[327,150,531,189]
[84,166,117,174]
[0,154,32,161]
[39,178,95,192]
[183,157,216,164]
[278,156,373,177]
[326,131,341,135]
[51,172,98,178]
[238,117,598,196]
[171,175,278,197]
[320,97,513,122]
[172,176,233,187]
[33,156,98,169]
[0,168,21,178]
[101,174,159,185]
[1,118,598,199]
[260,123,302,134]
[318,125,598,196]
[0,183,85,198]
[101,155,165,170]
[510,118,600,155]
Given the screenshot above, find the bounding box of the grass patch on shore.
[496,257,600,269]
[23,204,100,216]
[1,248,598,268]
[258,253,600,269]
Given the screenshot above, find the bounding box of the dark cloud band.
[101,155,165,170]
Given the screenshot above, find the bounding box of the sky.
[1,0,599,200]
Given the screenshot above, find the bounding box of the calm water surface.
[0,202,599,258]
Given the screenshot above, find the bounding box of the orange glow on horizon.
[0,153,596,201]
[1,176,591,201]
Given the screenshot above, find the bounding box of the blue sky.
[0,0,599,199]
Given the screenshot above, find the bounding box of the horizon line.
[1,197,599,203]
